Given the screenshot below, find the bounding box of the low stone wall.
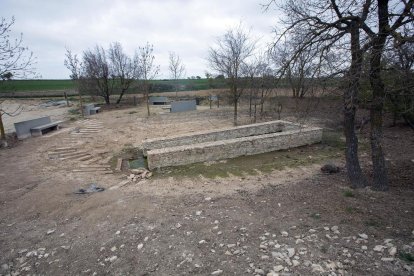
[147,127,323,170]
[142,120,298,156]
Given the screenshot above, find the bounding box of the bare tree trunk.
[0,112,5,140]
[369,0,389,191]
[146,83,150,116]
[344,24,367,188]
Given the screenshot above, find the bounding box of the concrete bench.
[31,121,63,137]
[90,106,101,115]
[83,104,101,116]
[14,116,63,139]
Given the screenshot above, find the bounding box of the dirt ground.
[0,96,413,276]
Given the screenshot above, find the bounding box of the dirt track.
[0,98,413,275]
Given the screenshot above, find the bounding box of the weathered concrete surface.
[171,100,196,113]
[14,116,51,140]
[147,126,323,170]
[142,120,296,156]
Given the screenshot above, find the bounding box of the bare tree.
[135,42,159,116]
[208,25,256,125]
[168,51,185,97]
[0,17,35,79]
[64,48,84,116]
[1,16,36,144]
[82,45,114,105]
[109,42,136,104]
[267,0,414,191]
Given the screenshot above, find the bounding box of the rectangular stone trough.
[144,121,323,170]
[143,120,298,156]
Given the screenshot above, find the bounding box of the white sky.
[2,0,279,79]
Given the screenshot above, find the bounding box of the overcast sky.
[2,0,279,79]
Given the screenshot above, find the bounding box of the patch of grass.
[365,219,381,228]
[345,206,355,213]
[322,130,345,149]
[343,190,355,197]
[68,108,80,115]
[399,252,414,263]
[156,141,343,179]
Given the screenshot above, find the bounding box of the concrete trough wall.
[147,127,323,170]
[171,100,197,113]
[142,120,297,156]
[14,116,51,140]
[149,96,169,105]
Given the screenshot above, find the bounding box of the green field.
[0,78,226,93]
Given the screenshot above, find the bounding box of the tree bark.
[369,0,389,191]
[343,23,367,188]
[0,112,6,140]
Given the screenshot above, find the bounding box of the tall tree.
[168,51,185,97]
[0,16,35,144]
[64,48,84,116]
[267,0,414,190]
[208,25,256,125]
[108,42,136,104]
[135,43,159,116]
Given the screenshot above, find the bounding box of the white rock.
[1,264,9,270]
[196,211,202,216]
[361,246,368,251]
[381,257,395,262]
[292,260,300,267]
[312,264,325,272]
[137,243,144,250]
[373,245,385,252]
[287,248,295,258]
[61,246,70,250]
[308,229,317,233]
[205,197,212,201]
[388,247,397,256]
[46,229,56,235]
[295,239,304,244]
[281,231,289,237]
[267,272,279,276]
[273,265,284,272]
[110,246,117,252]
[199,240,207,244]
[211,269,223,275]
[323,227,330,231]
[261,255,269,260]
[144,236,149,242]
[115,230,120,235]
[254,268,265,275]
[106,256,117,262]
[358,233,368,240]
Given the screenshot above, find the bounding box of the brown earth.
[0,96,413,276]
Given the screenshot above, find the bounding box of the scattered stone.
[46,229,56,235]
[110,246,117,252]
[115,230,120,235]
[281,231,289,237]
[388,247,397,256]
[273,265,284,272]
[292,260,300,267]
[361,246,368,251]
[358,233,368,240]
[312,264,325,273]
[381,257,395,262]
[261,255,270,260]
[196,211,202,216]
[287,248,295,258]
[205,197,212,201]
[211,269,223,275]
[105,256,117,262]
[374,245,385,252]
[61,245,70,250]
[137,243,144,250]
[1,264,9,270]
[254,268,265,275]
[199,240,207,244]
